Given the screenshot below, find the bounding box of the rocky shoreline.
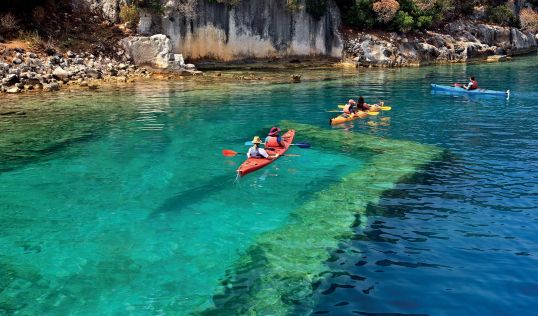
[0,46,151,94]
[0,33,207,95]
[344,20,537,67]
[1,19,537,95]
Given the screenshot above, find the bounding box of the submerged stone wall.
[195,122,446,315]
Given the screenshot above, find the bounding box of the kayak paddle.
[243,141,311,148]
[222,149,300,157]
[338,105,391,111]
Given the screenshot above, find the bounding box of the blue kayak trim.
[431,84,509,97]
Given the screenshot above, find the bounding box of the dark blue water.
[310,57,538,315]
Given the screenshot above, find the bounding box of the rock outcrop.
[120,34,172,69]
[345,21,537,67]
[120,34,201,74]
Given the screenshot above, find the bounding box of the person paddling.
[356,96,383,111]
[265,127,285,147]
[247,136,279,159]
[342,99,358,117]
[463,76,478,90]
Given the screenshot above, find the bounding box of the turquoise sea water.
[1,55,538,314]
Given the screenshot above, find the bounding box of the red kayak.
[237,129,296,176]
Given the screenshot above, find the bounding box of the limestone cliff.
[76,0,343,61]
[156,0,343,60]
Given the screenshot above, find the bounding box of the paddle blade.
[222,149,239,157]
[380,106,391,111]
[283,154,301,157]
[326,110,343,113]
[244,141,253,146]
[367,111,379,116]
[293,142,311,148]
[338,105,345,109]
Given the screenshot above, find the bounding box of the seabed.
[198,121,446,315]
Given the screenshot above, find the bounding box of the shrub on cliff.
[336,0,376,28]
[372,0,400,23]
[488,4,519,26]
[393,10,414,32]
[519,7,538,32]
[0,13,19,37]
[119,4,140,27]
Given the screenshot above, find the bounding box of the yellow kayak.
[330,111,369,125]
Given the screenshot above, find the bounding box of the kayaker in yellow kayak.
[265,127,285,147]
[247,136,279,159]
[342,99,358,117]
[357,96,384,111]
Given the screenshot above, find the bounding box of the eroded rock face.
[76,0,343,60]
[161,0,343,60]
[120,35,172,69]
[120,35,196,72]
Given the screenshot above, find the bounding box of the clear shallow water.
[1,55,538,314]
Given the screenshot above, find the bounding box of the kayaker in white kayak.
[462,76,478,90]
[247,136,279,159]
[265,127,285,147]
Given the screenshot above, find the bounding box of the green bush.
[488,4,519,26]
[456,0,474,15]
[119,4,139,26]
[416,15,432,28]
[393,10,414,32]
[338,0,375,29]
[306,0,327,19]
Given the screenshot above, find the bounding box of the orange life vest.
[265,136,282,147]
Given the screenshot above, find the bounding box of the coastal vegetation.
[335,0,527,32]
[2,0,538,43]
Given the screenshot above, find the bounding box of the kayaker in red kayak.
[247,136,279,159]
[265,127,285,147]
[462,76,478,90]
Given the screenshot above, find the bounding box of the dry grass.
[520,8,538,33]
